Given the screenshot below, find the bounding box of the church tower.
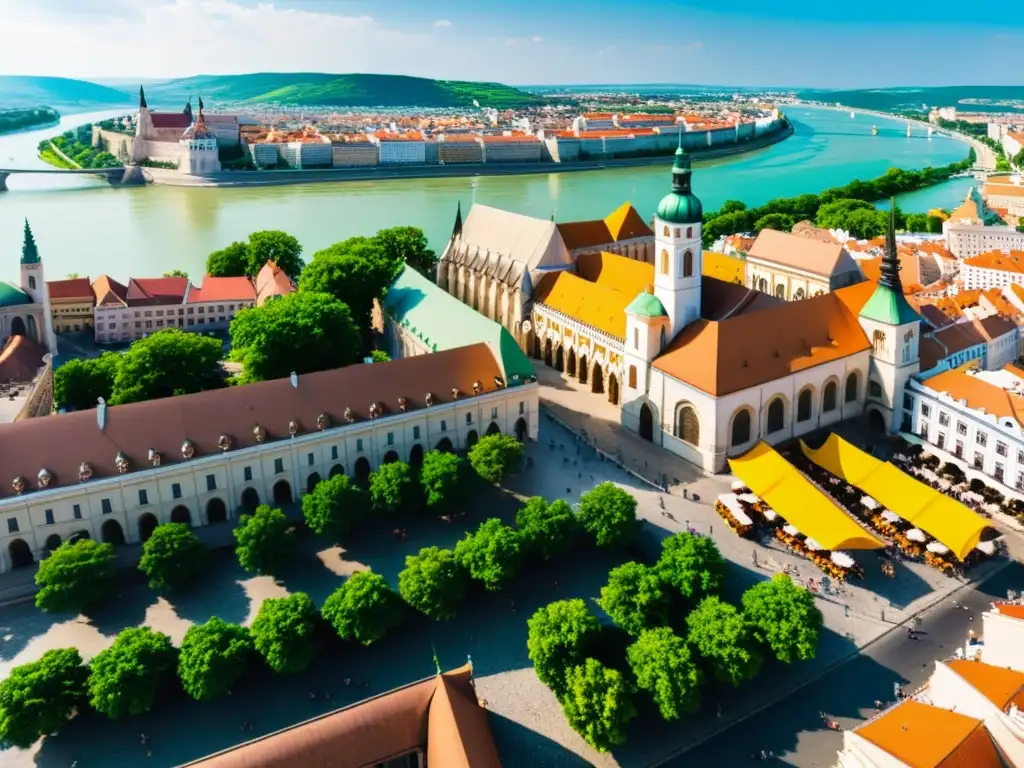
[20,219,57,353]
[858,202,920,433]
[653,143,704,339]
[132,85,152,163]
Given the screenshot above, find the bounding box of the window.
[674,228,680,237]
[920,403,931,418]
[7,517,18,533]
[145,320,153,329]
[490,407,498,420]
[939,412,949,427]
[995,463,1005,482]
[775,284,786,299]
[101,498,112,515]
[413,425,421,440]
[660,249,669,275]
[977,430,988,447]
[822,381,837,412]
[206,474,217,491]
[997,441,1008,457]
[872,330,886,355]
[1018,450,1024,465]
[682,250,693,278]
[731,409,752,447]
[903,394,913,411]
[307,453,315,467]
[974,452,984,469]
[869,380,883,399]
[243,466,253,482]
[675,404,699,446]
[387,432,394,446]
[797,389,812,422]
[28,275,36,290]
[45,509,54,525]
[139,489,149,506]
[172,483,182,499]
[356,438,364,452]
[1017,472,1024,491]
[73,504,82,520]
[936,433,945,449]
[686,226,693,239]
[274,458,284,474]
[330,446,339,461]
[440,420,447,432]
[519,402,525,415]
[766,398,785,434]
[629,365,638,389]
[634,328,639,349]
[957,421,968,436]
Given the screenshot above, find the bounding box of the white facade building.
[961,248,1024,289]
[376,139,427,165]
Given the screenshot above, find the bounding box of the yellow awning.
[801,434,988,561]
[729,442,884,551]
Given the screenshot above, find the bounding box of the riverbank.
[143,121,795,189]
[0,107,60,137]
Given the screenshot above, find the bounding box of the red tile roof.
[187,276,256,304]
[91,275,128,307]
[126,276,189,307]
[47,277,94,302]
[150,112,192,129]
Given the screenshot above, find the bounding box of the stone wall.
[92,127,134,164]
[15,357,53,420]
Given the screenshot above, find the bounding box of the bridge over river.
[0,166,127,191]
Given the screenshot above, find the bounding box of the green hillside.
[0,106,60,135]
[142,73,544,109]
[800,85,1024,114]
[0,76,131,109]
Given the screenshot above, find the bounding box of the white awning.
[976,540,996,555]
[805,538,823,551]
[783,524,800,536]
[861,496,880,510]
[831,551,855,568]
[762,508,778,521]
[880,510,901,523]
[737,493,761,505]
[717,494,753,526]
[907,528,928,543]
[731,480,748,492]
[927,541,950,555]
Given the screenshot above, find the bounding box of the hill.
[0,75,131,109]
[141,73,544,109]
[0,106,60,135]
[799,85,1024,114]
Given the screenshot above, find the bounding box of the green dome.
[626,291,666,318]
[0,282,31,308]
[656,191,703,225]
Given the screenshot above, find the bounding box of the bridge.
[0,166,127,191]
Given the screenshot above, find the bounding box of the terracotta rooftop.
[985,180,1024,198]
[556,203,653,251]
[746,228,861,279]
[186,276,257,304]
[126,276,190,307]
[946,659,1024,711]
[0,344,502,500]
[919,324,987,371]
[91,275,128,308]
[46,277,94,302]
[994,602,1024,621]
[964,249,1024,274]
[702,251,745,285]
[919,368,1024,425]
[255,260,296,306]
[790,220,839,244]
[150,112,192,129]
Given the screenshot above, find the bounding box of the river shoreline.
[141,121,796,189]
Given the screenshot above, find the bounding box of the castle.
[131,88,221,174]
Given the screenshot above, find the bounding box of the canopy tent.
[729,442,884,551]
[801,434,989,561]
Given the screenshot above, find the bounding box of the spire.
[198,96,205,114]
[139,85,148,110]
[21,219,40,265]
[183,96,193,122]
[452,200,463,238]
[879,199,902,291]
[670,142,693,195]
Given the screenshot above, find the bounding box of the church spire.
[670,142,693,195]
[139,85,148,110]
[184,96,193,122]
[879,199,902,291]
[452,200,463,238]
[21,219,40,265]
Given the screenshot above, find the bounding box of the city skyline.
[0,0,1021,89]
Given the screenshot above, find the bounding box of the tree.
[206,241,249,277]
[138,523,206,592]
[370,349,391,363]
[229,291,361,384]
[246,230,304,279]
[453,518,524,591]
[526,599,600,696]
[163,269,189,278]
[374,226,438,277]
[576,483,639,548]
[109,329,223,405]
[686,596,763,687]
[369,460,415,515]
[627,627,702,721]
[397,546,468,620]
[656,532,726,602]
[598,562,669,636]
[719,199,747,215]
[468,433,524,484]
[88,627,177,719]
[741,574,823,664]
[53,351,120,411]
[420,450,466,511]
[904,213,930,232]
[0,648,89,748]
[515,497,579,561]
[321,571,405,645]
[178,618,253,701]
[753,213,794,233]
[815,197,876,230]
[234,505,295,575]
[35,538,116,613]
[250,593,319,675]
[560,659,637,752]
[301,474,369,539]
[843,207,887,240]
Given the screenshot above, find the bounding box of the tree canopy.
[453,518,524,591]
[369,460,416,515]
[0,648,89,748]
[655,532,726,602]
[560,659,637,752]
[598,562,670,636]
[753,213,794,233]
[206,230,304,280]
[420,450,466,511]
[88,627,177,719]
[741,574,823,664]
[627,627,702,721]
[686,596,763,688]
[138,522,206,592]
[398,546,468,620]
[250,593,320,675]
[576,483,639,548]
[109,329,223,405]
[53,351,119,411]
[206,241,249,278]
[234,505,295,575]
[526,599,601,697]
[468,433,524,484]
[229,291,361,384]
[515,497,579,561]
[178,618,253,701]
[321,571,405,645]
[373,226,438,277]
[301,473,369,539]
[35,538,116,614]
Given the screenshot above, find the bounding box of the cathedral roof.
[746,229,861,279]
[556,202,652,251]
[656,147,702,225]
[626,291,666,318]
[0,282,31,308]
[859,204,920,326]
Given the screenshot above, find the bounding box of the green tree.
[468,433,524,484]
[397,546,468,620]
[250,593,319,675]
[163,269,189,278]
[53,351,120,411]
[373,226,438,277]
[560,659,637,752]
[321,571,405,645]
[598,562,669,636]
[753,213,794,233]
[206,241,249,277]
[843,208,887,239]
[420,450,466,511]
[138,522,206,592]
[741,574,823,664]
[453,518,524,591]
[0,648,89,748]
[655,532,726,602]
[815,197,876,230]
[35,538,116,614]
[109,329,223,405]
[229,291,361,384]
[178,618,253,702]
[370,349,391,363]
[234,505,295,575]
[369,460,416,515]
[576,483,639,549]
[627,627,702,721]
[927,214,946,234]
[526,599,600,696]
[301,473,369,539]
[246,230,304,279]
[515,497,579,561]
[719,199,747,215]
[904,213,930,232]
[88,627,177,719]
[686,596,763,687]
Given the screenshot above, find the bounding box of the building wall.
[438,142,483,164]
[298,142,333,168]
[986,191,1024,218]
[331,144,379,167]
[530,305,626,405]
[441,262,525,343]
[378,141,427,165]
[746,259,831,301]
[946,223,1024,262]
[50,299,94,333]
[250,143,280,167]
[179,141,221,175]
[91,127,134,164]
[94,302,190,343]
[981,610,1024,672]
[482,142,542,163]
[961,260,1024,290]
[183,299,255,331]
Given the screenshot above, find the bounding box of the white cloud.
[531,35,543,44]
[433,19,452,29]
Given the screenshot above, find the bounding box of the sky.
[0,0,1020,88]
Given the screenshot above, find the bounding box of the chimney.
[97,397,107,431]
[290,371,298,389]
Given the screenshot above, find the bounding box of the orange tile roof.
[604,202,653,241]
[91,274,128,307]
[479,134,539,143]
[994,602,1024,621]
[703,251,745,284]
[255,260,296,306]
[575,251,654,295]
[556,203,652,251]
[948,195,982,223]
[187,276,257,304]
[47,277,94,302]
[964,249,1024,273]
[577,129,658,138]
[985,182,1024,198]
[855,698,1001,768]
[618,113,677,123]
[747,228,856,278]
[947,659,1024,710]
[920,368,1024,425]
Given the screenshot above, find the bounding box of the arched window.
[766,398,785,434]
[674,228,680,238]
[793,288,806,301]
[869,380,883,398]
[686,226,693,239]
[628,365,637,389]
[797,389,812,422]
[758,278,768,292]
[675,404,700,446]
[872,330,886,355]
[731,409,751,447]
[845,372,858,403]
[660,250,669,275]
[660,327,667,351]
[28,276,36,290]
[663,225,670,237]
[823,381,837,412]
[775,284,786,300]
[683,250,693,278]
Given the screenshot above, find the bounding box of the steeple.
[198,96,205,113]
[670,144,693,196]
[183,96,193,122]
[858,200,919,327]
[139,85,148,110]
[21,219,39,265]
[452,200,463,238]
[879,201,902,291]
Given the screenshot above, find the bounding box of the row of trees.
[41,131,120,169]
[0,106,59,135]
[528,533,823,752]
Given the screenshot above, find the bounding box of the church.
[438,146,922,473]
[0,220,57,355]
[131,88,221,175]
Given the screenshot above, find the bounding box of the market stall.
[715,494,754,537]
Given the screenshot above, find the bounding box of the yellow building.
[46,277,95,333]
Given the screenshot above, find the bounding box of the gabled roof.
[574,251,654,296]
[186,276,256,304]
[920,323,987,371]
[150,112,192,129]
[556,202,652,251]
[946,659,1024,711]
[47,277,94,302]
[126,276,189,306]
[604,202,653,241]
[450,204,571,280]
[91,275,128,308]
[255,260,296,306]
[965,249,1024,273]
[919,368,1024,426]
[0,335,46,383]
[747,228,862,279]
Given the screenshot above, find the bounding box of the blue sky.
[1,0,1020,88]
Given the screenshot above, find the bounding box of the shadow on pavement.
[488,711,594,768]
[163,549,251,627]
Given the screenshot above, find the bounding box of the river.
[0,106,973,283]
